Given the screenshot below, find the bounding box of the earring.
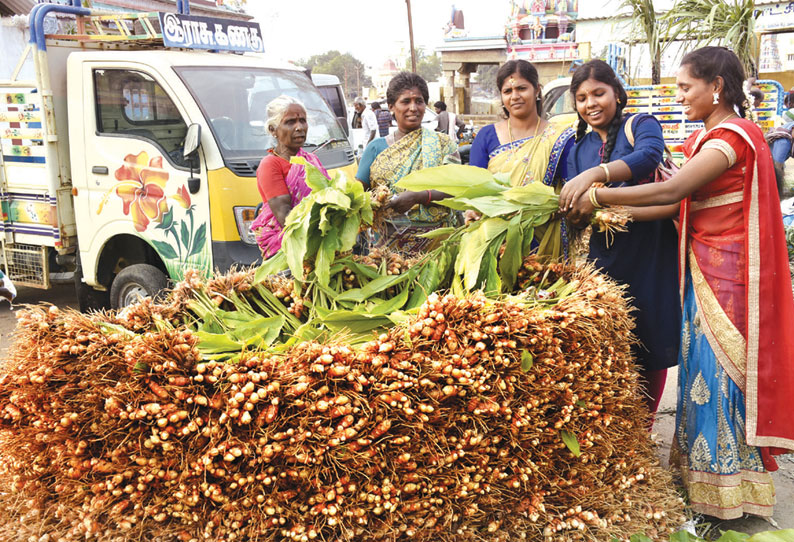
[536,95,541,101]
[713,92,720,105]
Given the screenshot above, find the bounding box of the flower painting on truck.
[97,150,210,280]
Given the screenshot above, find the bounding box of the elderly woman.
[251,95,330,257]
[356,72,459,253]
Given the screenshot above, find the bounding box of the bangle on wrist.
[426,190,433,205]
[598,163,611,184]
[589,184,604,209]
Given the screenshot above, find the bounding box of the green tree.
[299,51,372,99]
[620,0,671,84]
[662,0,758,77]
[404,49,442,83]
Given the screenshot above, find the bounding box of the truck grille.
[226,159,259,177]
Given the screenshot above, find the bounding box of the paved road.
[653,369,794,535]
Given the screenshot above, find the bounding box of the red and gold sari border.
[688,500,774,520]
[717,123,762,447]
[688,249,747,390]
[687,468,773,485]
[690,190,743,212]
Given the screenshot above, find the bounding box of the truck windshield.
[175,66,348,161]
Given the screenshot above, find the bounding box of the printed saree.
[487,123,574,258]
[672,118,794,519]
[251,149,329,258]
[369,127,459,253]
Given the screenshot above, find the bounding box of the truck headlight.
[233,206,258,245]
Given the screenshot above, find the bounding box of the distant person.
[781,89,794,123]
[361,100,378,148]
[373,102,391,137]
[750,88,764,109]
[434,100,465,141]
[351,97,365,129]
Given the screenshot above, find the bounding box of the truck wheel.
[110,264,169,309]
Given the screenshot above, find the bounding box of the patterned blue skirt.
[672,270,775,519]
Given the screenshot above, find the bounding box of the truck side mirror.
[183,123,201,159]
[183,123,201,194]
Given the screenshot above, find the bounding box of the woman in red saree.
[566,46,794,519]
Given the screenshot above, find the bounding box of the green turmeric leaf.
[560,430,581,457]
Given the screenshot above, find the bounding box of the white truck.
[0,2,357,310]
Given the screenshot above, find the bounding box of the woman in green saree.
[356,72,460,253]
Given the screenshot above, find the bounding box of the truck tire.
[110,264,169,309]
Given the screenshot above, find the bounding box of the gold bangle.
[589,186,603,209]
[598,163,611,184]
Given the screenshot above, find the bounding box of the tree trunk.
[652,49,661,85]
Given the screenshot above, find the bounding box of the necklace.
[711,112,737,130]
[508,116,542,148]
[273,147,292,161]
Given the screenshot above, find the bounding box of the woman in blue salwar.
[560,59,680,419]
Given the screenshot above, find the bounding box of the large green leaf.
[196,331,244,354]
[282,198,314,280]
[367,283,412,315]
[438,196,526,217]
[714,532,750,542]
[315,231,340,287]
[455,217,509,290]
[395,164,507,198]
[228,316,285,348]
[502,183,558,206]
[338,215,360,253]
[500,213,524,292]
[670,531,703,542]
[748,530,794,542]
[407,259,440,309]
[293,156,331,191]
[254,251,288,282]
[316,309,396,335]
[335,267,418,302]
[313,187,351,211]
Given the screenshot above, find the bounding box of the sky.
[246,0,509,68]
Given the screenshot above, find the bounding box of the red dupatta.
[678,118,794,454]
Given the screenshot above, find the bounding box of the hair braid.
[575,115,588,142]
[601,102,626,164]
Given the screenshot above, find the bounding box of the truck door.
[71,65,211,290]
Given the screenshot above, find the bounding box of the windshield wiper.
[304,138,348,152]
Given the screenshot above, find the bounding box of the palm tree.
[620,0,669,84]
[662,0,758,77]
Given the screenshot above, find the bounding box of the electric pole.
[406,0,417,73]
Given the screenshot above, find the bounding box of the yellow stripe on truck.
[208,167,260,242]
[207,162,359,243]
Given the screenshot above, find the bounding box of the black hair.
[569,59,628,163]
[786,91,794,109]
[371,101,381,109]
[750,88,764,102]
[680,46,749,119]
[434,101,447,111]
[495,60,543,117]
[386,72,429,107]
